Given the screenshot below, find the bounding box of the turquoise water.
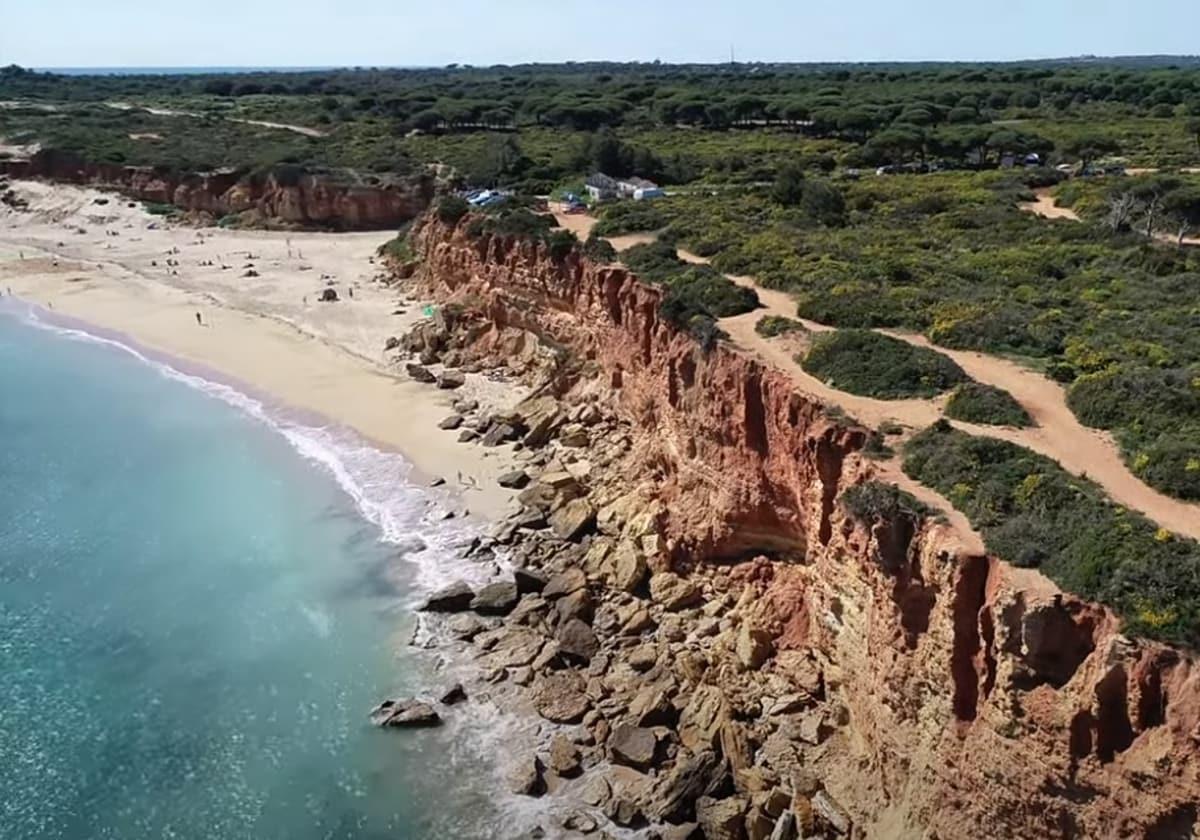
[0,306,509,839]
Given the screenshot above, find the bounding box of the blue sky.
[4,0,1199,68]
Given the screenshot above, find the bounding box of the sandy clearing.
[1019,188,1082,221]
[0,180,524,518]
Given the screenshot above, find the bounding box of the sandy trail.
[1020,188,1082,221]
[0,180,523,518]
[105,101,327,138]
[556,205,1200,539]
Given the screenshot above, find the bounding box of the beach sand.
[0,180,524,519]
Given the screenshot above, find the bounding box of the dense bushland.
[904,422,1200,645]
[944,383,1033,427]
[802,330,969,398]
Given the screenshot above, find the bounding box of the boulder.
[543,567,587,599]
[768,812,797,840]
[556,589,595,624]
[419,581,474,612]
[558,618,599,664]
[481,423,517,447]
[405,363,436,383]
[533,672,591,723]
[737,624,774,670]
[812,791,851,835]
[439,683,467,705]
[437,370,466,390]
[471,581,519,615]
[319,287,339,302]
[497,469,530,489]
[384,336,400,351]
[513,567,548,595]
[369,698,441,728]
[509,755,546,797]
[612,540,648,592]
[438,414,464,430]
[609,723,657,769]
[650,749,728,823]
[447,613,487,640]
[452,398,479,414]
[549,498,596,541]
[650,573,703,611]
[548,733,582,777]
[696,796,749,840]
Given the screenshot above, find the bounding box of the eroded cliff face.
[410,219,1200,838]
[0,150,434,229]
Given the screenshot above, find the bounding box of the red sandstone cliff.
[0,150,434,230]
[410,217,1200,839]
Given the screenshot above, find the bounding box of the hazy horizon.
[5,0,1200,69]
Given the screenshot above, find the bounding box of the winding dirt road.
[556,205,1200,540]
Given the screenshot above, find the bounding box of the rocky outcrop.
[0,149,434,229]
[401,216,1200,838]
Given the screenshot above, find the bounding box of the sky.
[3,0,1199,68]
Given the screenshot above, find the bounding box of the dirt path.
[105,101,328,138]
[1019,188,1082,221]
[557,206,1200,539]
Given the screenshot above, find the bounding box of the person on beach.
[195,312,203,327]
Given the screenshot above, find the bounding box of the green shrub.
[755,315,807,338]
[902,422,1200,644]
[841,481,930,522]
[436,195,470,225]
[594,201,667,236]
[545,229,578,261]
[944,383,1033,427]
[582,233,617,263]
[802,330,969,399]
[143,202,177,216]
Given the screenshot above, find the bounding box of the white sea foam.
[14,303,499,597]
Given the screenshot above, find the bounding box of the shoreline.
[0,180,524,520]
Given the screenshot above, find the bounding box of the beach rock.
[558,423,590,447]
[580,775,612,807]
[558,618,599,664]
[447,613,488,640]
[543,567,587,599]
[438,414,464,430]
[405,363,436,383]
[481,423,517,447]
[497,469,530,489]
[514,567,548,595]
[556,589,594,624]
[419,581,474,612]
[696,796,748,840]
[457,429,480,443]
[437,370,466,390]
[737,624,774,670]
[658,823,701,840]
[534,672,590,723]
[549,498,596,542]
[369,698,441,728]
[612,540,648,593]
[548,733,582,777]
[471,581,519,615]
[768,812,797,840]
[439,683,467,705]
[509,755,546,797]
[319,287,339,302]
[513,507,548,530]
[429,476,446,487]
[384,336,401,351]
[650,573,702,611]
[651,750,727,823]
[812,791,852,835]
[609,723,657,769]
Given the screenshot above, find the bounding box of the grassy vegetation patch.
[802,329,969,399]
[755,315,807,338]
[841,481,930,522]
[593,201,667,236]
[903,422,1200,645]
[623,240,759,319]
[944,382,1033,427]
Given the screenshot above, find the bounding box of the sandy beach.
[0,179,523,519]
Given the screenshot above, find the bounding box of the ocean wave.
[12,303,496,596]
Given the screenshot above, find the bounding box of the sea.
[0,301,523,839]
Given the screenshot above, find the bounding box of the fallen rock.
[514,567,548,595]
[471,581,520,615]
[438,414,464,430]
[548,733,582,777]
[650,572,703,611]
[737,624,774,670]
[609,723,657,769]
[558,618,599,664]
[543,567,587,599]
[696,796,749,840]
[768,812,797,840]
[650,749,728,823]
[812,791,851,835]
[369,698,441,728]
[405,363,436,383]
[439,683,467,705]
[437,370,466,390]
[482,423,518,447]
[447,613,487,640]
[549,498,597,541]
[497,469,530,489]
[419,581,474,612]
[509,755,546,796]
[612,540,648,592]
[533,672,590,723]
